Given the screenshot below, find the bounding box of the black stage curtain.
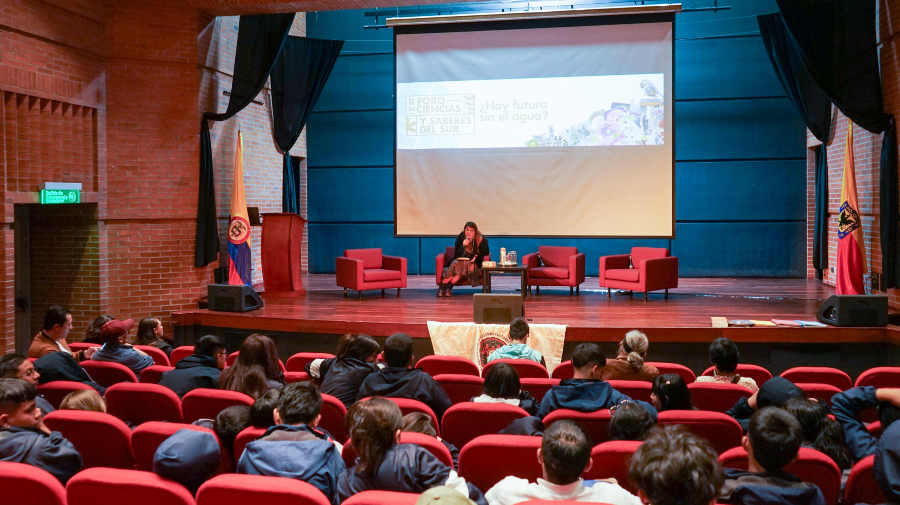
[195,13,295,268]
[813,145,828,276]
[757,13,831,143]
[774,0,900,288]
[271,36,344,214]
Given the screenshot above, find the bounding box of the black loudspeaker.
[207,284,264,313]
[816,295,888,327]
[473,294,524,324]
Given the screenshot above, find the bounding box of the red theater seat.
[170,346,194,365]
[656,410,742,454]
[132,421,231,474]
[342,432,454,470]
[67,467,195,505]
[342,491,420,505]
[551,360,574,379]
[795,383,842,405]
[197,474,331,505]
[435,247,491,287]
[781,367,852,391]
[106,382,184,425]
[337,248,407,298]
[598,247,678,301]
[0,462,66,505]
[80,360,137,387]
[134,345,171,366]
[233,426,267,462]
[688,382,752,413]
[441,403,529,448]
[522,245,586,296]
[584,440,643,495]
[284,371,311,383]
[844,455,884,505]
[702,364,772,387]
[43,410,135,469]
[182,389,254,424]
[543,409,614,445]
[459,435,543,491]
[435,374,485,405]
[482,358,549,379]
[37,381,93,409]
[519,378,560,403]
[286,352,335,372]
[719,447,841,505]
[856,367,900,388]
[140,365,174,384]
[417,355,480,377]
[319,394,349,444]
[68,342,96,354]
[607,380,653,403]
[647,362,696,383]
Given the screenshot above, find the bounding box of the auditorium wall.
[306,0,808,277]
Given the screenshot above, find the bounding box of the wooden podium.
[260,212,307,297]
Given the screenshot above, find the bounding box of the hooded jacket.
[725,377,805,432]
[537,379,658,421]
[158,354,221,398]
[152,429,221,494]
[719,468,826,505]
[875,419,900,503]
[486,343,545,366]
[358,368,453,420]
[238,424,346,505]
[308,357,379,408]
[34,352,106,395]
[0,427,82,484]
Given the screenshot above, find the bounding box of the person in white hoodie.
[485,420,642,505]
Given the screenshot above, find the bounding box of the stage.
[172,276,900,378]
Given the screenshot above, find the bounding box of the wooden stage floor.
[172,276,900,344]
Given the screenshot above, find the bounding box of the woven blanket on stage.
[427,321,566,373]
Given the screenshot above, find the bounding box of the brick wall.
[807,0,900,308]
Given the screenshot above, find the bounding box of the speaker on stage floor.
[816,294,888,327]
[208,284,264,313]
[473,294,524,324]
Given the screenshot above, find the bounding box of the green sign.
[40,189,80,204]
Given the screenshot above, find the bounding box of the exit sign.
[40,189,80,204]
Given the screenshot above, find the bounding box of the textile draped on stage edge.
[427,321,566,373]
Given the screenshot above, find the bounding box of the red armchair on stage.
[435,247,491,287]
[522,246,585,296]
[336,248,407,299]
[599,247,678,301]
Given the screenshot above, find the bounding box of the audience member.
[212,405,251,457]
[135,317,173,359]
[91,318,154,376]
[239,382,345,504]
[472,363,537,416]
[59,389,106,413]
[608,401,654,441]
[537,343,657,420]
[650,374,694,412]
[306,333,380,408]
[153,429,221,495]
[486,318,546,366]
[29,306,95,362]
[486,420,641,505]
[82,314,114,344]
[873,420,900,504]
[250,389,280,428]
[0,378,82,484]
[0,353,54,415]
[629,425,724,505]
[694,337,758,393]
[783,398,853,471]
[218,334,284,400]
[402,412,461,469]
[159,335,226,398]
[33,351,106,395]
[832,385,900,461]
[357,333,453,420]
[725,376,804,432]
[601,330,659,382]
[337,398,486,504]
[719,407,825,505]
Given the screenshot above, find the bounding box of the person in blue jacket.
[158,335,226,398]
[874,419,900,503]
[337,397,487,505]
[831,385,900,461]
[238,382,346,505]
[152,429,221,494]
[537,343,657,421]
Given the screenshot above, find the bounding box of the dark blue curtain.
[195,13,295,268]
[813,145,828,276]
[271,36,344,214]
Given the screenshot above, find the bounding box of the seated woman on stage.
[218,334,284,400]
[438,221,489,297]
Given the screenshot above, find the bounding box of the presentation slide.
[394,20,674,237]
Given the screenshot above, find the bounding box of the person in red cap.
[90,318,154,376]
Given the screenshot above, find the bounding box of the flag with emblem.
[227,131,252,286]
[836,121,867,295]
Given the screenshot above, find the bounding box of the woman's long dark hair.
[84,315,114,343]
[652,373,693,411]
[347,398,402,476]
[483,363,520,399]
[336,333,380,362]
[784,398,854,470]
[135,317,162,346]
[463,221,482,253]
[218,334,281,400]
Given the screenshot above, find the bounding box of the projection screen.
[394,15,674,237]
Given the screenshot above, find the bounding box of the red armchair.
[522,246,586,296]
[435,247,491,286]
[599,247,678,301]
[336,248,407,299]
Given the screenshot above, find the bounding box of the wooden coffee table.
[482,265,528,295]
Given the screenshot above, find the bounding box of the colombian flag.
[836,121,867,295]
[227,131,252,286]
